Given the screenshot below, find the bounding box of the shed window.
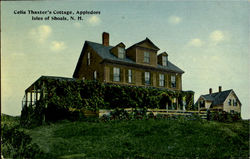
[159,74,164,87]
[144,52,150,63]
[113,67,120,82]
[233,99,237,106]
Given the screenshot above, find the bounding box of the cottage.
[73,32,184,91]
[196,86,242,114]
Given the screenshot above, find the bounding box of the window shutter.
[141,72,145,85]
[120,68,123,82]
[176,75,179,89]
[131,70,135,83]
[156,73,159,87]
[168,74,171,88]
[110,66,113,82]
[164,74,168,88]
[150,72,153,86]
[125,69,128,83]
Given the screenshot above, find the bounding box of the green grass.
[1,114,249,158]
[21,119,249,159]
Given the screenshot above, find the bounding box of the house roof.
[126,38,160,51]
[86,41,184,73]
[25,76,75,92]
[198,89,241,107]
[158,52,168,56]
[201,89,232,106]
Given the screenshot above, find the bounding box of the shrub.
[21,78,194,126]
[1,124,47,159]
[210,111,241,122]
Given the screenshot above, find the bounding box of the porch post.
[30,91,32,106]
[25,92,28,106]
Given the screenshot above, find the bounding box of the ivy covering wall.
[21,77,195,125]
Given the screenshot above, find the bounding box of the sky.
[1,1,249,119]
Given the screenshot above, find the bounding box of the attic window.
[162,56,167,66]
[233,100,237,106]
[228,99,232,106]
[118,47,125,59]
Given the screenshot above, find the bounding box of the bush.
[1,124,48,159]
[210,111,241,122]
[21,78,194,126]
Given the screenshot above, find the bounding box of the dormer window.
[144,52,150,63]
[118,47,125,59]
[162,56,167,66]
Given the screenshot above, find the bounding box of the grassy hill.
[1,114,249,159]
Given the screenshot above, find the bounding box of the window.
[128,69,132,83]
[233,99,237,106]
[145,72,150,85]
[93,71,97,80]
[162,56,167,66]
[113,67,120,82]
[87,52,90,65]
[171,75,176,88]
[159,74,164,87]
[200,100,205,108]
[230,110,235,114]
[228,99,232,106]
[144,52,150,63]
[118,47,125,59]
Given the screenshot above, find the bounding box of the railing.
[100,108,208,119]
[22,101,37,108]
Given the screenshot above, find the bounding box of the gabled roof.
[202,89,232,106]
[87,41,184,73]
[73,40,184,77]
[198,89,241,107]
[158,52,168,56]
[127,38,160,51]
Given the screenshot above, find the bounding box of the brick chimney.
[209,88,212,94]
[219,86,222,92]
[102,32,109,46]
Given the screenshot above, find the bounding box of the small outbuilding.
[196,86,241,114]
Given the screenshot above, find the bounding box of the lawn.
[27,119,249,158]
[1,114,249,158]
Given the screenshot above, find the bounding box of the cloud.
[209,30,225,44]
[188,38,203,47]
[87,15,101,26]
[73,22,81,28]
[30,25,52,43]
[168,16,182,24]
[50,41,66,52]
